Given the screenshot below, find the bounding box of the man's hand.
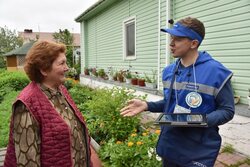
[120,99,148,117]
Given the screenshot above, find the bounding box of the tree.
[0,26,23,68]
[53,29,74,67]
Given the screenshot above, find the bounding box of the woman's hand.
[120,99,148,117]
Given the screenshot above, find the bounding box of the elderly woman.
[4,41,101,167]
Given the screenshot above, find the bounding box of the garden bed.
[0,70,162,166]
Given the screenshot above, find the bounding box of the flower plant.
[99,129,162,167]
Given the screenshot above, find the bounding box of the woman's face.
[42,52,69,87]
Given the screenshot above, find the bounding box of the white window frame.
[123,16,136,60]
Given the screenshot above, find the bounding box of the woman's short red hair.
[24,40,66,83]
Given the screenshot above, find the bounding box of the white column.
[165,0,171,65]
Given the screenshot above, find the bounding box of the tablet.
[154,113,208,127]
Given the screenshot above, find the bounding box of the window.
[123,17,136,60]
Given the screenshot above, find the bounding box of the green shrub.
[0,91,19,147]
[99,130,162,167]
[0,86,13,103]
[69,84,94,105]
[64,79,74,90]
[0,71,29,91]
[0,57,6,69]
[83,87,146,144]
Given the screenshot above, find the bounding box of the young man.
[120,17,235,167]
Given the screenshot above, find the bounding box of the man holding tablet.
[121,17,235,167]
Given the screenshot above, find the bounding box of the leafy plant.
[131,72,139,79]
[73,63,81,76]
[144,69,157,83]
[0,86,13,103]
[84,67,90,75]
[53,29,74,67]
[0,71,29,91]
[0,56,6,69]
[107,66,114,76]
[90,67,98,77]
[66,67,77,78]
[113,71,118,81]
[99,129,162,167]
[117,70,125,82]
[64,78,74,90]
[0,26,23,56]
[97,69,106,78]
[124,70,132,79]
[69,84,94,106]
[82,87,146,143]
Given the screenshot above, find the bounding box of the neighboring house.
[75,0,250,105]
[19,29,81,64]
[1,30,81,71]
[18,29,80,47]
[3,41,35,71]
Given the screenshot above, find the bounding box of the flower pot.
[131,78,138,85]
[84,70,89,75]
[234,95,240,104]
[108,74,113,81]
[125,78,131,84]
[247,96,250,110]
[118,76,124,82]
[145,82,157,89]
[113,76,117,81]
[138,79,145,87]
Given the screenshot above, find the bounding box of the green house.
[75,0,250,104]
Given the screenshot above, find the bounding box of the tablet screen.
[155,113,207,127]
[160,114,204,123]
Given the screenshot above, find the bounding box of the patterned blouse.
[13,84,88,167]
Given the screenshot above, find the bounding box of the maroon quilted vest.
[4,82,92,167]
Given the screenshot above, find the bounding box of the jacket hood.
[195,51,213,66]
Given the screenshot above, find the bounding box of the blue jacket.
[147,51,235,167]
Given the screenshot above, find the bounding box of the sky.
[0,0,98,33]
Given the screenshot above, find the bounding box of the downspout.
[157,0,161,90]
[165,0,171,65]
[80,21,86,74]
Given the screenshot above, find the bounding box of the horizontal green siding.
[173,0,250,104]
[83,0,160,78]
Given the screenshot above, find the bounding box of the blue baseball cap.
[161,22,203,44]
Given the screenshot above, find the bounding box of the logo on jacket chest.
[185,92,202,108]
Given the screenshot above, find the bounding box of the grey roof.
[75,0,117,22]
[3,41,35,56]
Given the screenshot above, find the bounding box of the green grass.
[0,91,19,148]
[221,143,235,154]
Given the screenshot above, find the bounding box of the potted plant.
[234,95,240,105]
[137,76,145,87]
[124,70,132,84]
[107,66,114,81]
[91,67,98,77]
[131,72,138,85]
[144,70,157,89]
[231,79,240,104]
[117,70,125,82]
[66,67,77,79]
[84,67,89,75]
[98,69,106,79]
[113,71,118,81]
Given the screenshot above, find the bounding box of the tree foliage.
[0,26,23,55]
[0,26,23,68]
[53,29,74,67]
